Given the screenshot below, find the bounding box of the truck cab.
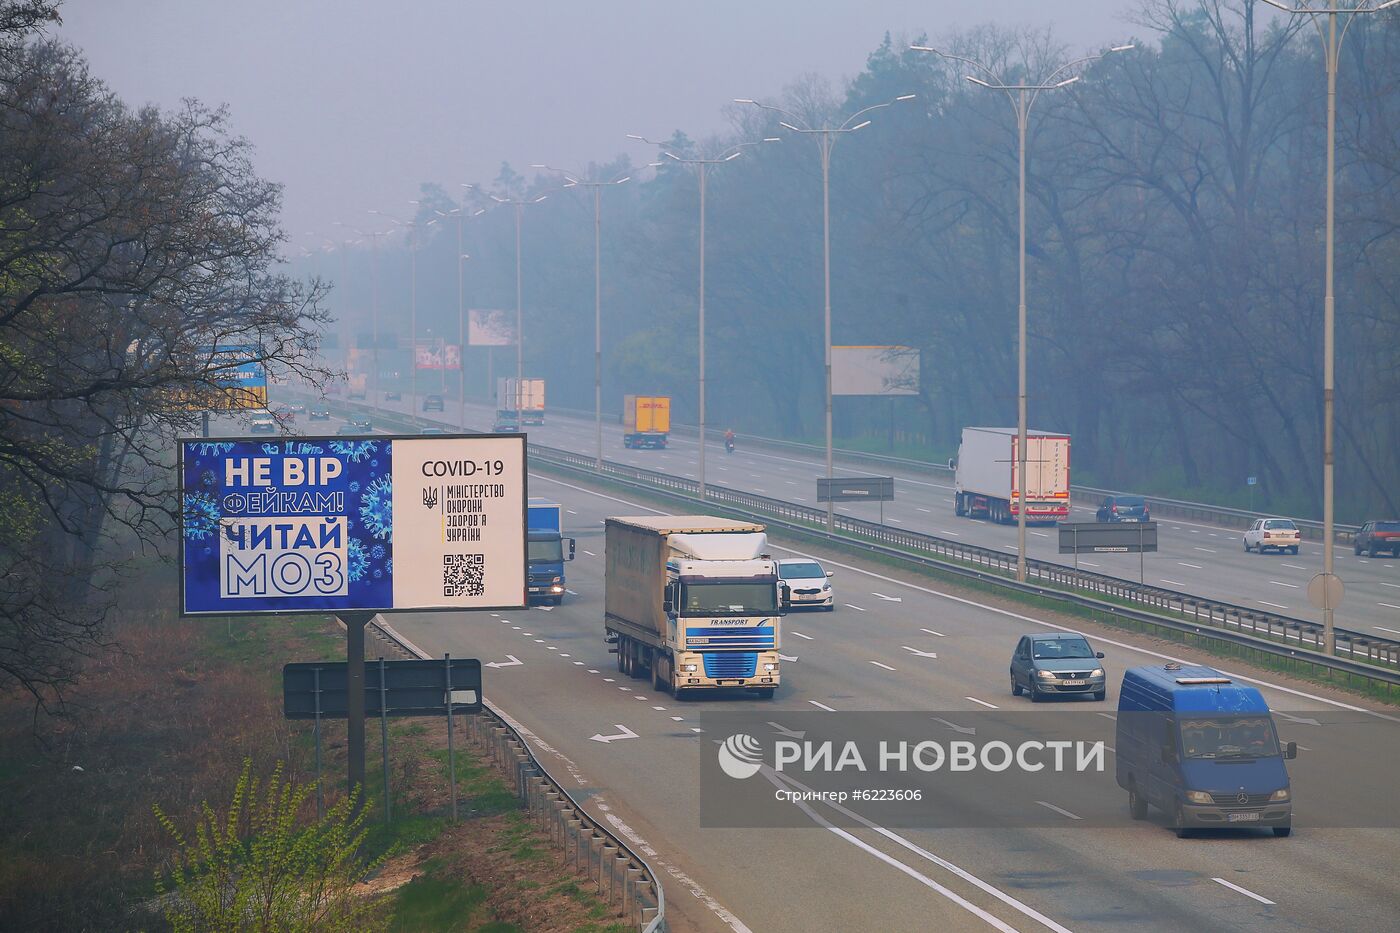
[527,498,574,605]
[1115,663,1296,837]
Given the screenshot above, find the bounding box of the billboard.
[415,341,461,371]
[831,346,920,396]
[179,434,526,615]
[468,309,514,346]
[171,346,267,410]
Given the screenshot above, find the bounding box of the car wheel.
[1273,826,1292,838]
[1173,802,1191,838]
[1244,540,1252,552]
[1128,784,1148,821]
[1029,681,1043,703]
[1011,672,1022,697]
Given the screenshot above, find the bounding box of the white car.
[1244,518,1301,555]
[249,414,277,434]
[778,558,834,610]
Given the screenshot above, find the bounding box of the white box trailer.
[954,427,1071,524]
[496,377,545,424]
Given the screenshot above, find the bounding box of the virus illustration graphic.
[386,558,393,576]
[199,469,218,488]
[372,568,383,579]
[370,544,385,561]
[358,475,393,540]
[348,538,369,582]
[283,441,325,456]
[261,443,280,455]
[183,493,220,540]
[328,440,380,463]
[190,441,236,457]
[348,481,361,494]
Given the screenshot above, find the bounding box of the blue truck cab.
[1116,663,1296,837]
[527,498,575,605]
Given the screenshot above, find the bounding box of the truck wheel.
[955,493,965,517]
[615,643,626,673]
[653,655,669,693]
[1128,783,1148,820]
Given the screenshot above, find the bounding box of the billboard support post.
[313,666,324,820]
[340,611,374,801]
[201,411,209,439]
[445,654,458,821]
[379,656,391,825]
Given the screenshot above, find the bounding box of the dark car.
[308,406,331,421]
[1096,494,1150,523]
[423,394,445,412]
[1010,633,1106,702]
[384,390,402,401]
[1355,520,1400,557]
[420,427,446,435]
[349,417,372,431]
[335,424,361,436]
[288,403,306,414]
[492,415,521,433]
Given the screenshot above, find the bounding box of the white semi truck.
[953,427,1071,524]
[605,516,784,699]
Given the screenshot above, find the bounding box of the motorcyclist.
[724,428,736,453]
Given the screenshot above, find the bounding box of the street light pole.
[531,166,630,469]
[736,95,916,530]
[487,192,551,429]
[626,136,777,500]
[910,45,1131,582]
[1260,0,1398,653]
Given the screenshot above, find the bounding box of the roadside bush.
[153,758,385,932]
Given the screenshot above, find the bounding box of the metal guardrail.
[545,403,1358,542]
[369,617,666,932]
[295,392,1400,686]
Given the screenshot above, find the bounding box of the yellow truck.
[605,516,785,699]
[622,395,670,449]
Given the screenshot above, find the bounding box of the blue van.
[1115,663,1296,837]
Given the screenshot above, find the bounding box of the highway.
[221,402,1400,932]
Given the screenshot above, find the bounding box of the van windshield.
[682,581,777,616]
[1179,716,1280,760]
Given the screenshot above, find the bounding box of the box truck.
[953,427,1070,524]
[622,395,671,449]
[605,516,784,699]
[496,377,545,424]
[346,373,367,400]
[527,498,574,605]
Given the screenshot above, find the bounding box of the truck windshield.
[1179,716,1280,760]
[682,581,777,616]
[528,538,563,563]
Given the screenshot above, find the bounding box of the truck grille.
[687,626,775,650]
[1209,792,1272,807]
[702,653,758,679]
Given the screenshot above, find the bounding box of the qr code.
[443,553,485,597]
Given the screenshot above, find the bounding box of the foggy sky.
[58,1,1133,251]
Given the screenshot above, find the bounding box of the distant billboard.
[171,345,266,411]
[468,309,514,347]
[179,434,527,615]
[415,342,461,371]
[831,346,920,397]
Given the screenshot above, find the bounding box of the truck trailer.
[953,427,1071,524]
[496,377,545,425]
[527,498,574,605]
[622,395,671,449]
[604,516,784,699]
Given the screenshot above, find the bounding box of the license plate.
[1121,518,1138,522]
[1227,811,1260,822]
[1059,680,1086,686]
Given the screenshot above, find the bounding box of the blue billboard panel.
[180,435,526,615]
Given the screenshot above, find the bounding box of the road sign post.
[817,477,895,524]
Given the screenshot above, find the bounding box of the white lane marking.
[603,677,615,682]
[671,716,684,721]
[1178,562,1203,569]
[965,696,999,709]
[1193,547,1216,553]
[583,549,597,556]
[485,655,523,669]
[902,646,938,659]
[1270,580,1300,588]
[1030,531,1048,538]
[936,529,962,536]
[1096,712,1116,721]
[845,604,866,611]
[512,626,521,630]
[1258,600,1289,610]
[566,588,579,595]
[618,686,632,692]
[533,638,545,643]
[566,509,577,514]
[778,653,799,662]
[1212,878,1275,905]
[573,661,584,665]
[1375,625,1400,634]
[1283,564,1309,571]
[1035,801,1082,821]
[809,700,837,711]
[1160,579,1185,587]
[921,628,946,637]
[560,653,570,657]
[872,592,903,602]
[1080,561,1100,567]
[691,727,704,733]
[532,474,1399,721]
[634,694,649,700]
[1274,711,1321,726]
[1380,582,1400,589]
[653,705,666,710]
[917,507,931,513]
[791,631,815,640]
[869,661,897,671]
[538,606,553,612]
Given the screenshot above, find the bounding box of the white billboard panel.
[831,346,920,396]
[468,309,514,346]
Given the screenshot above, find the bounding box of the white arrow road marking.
[485,655,523,669]
[920,628,946,637]
[845,604,866,611]
[809,700,837,711]
[869,661,897,671]
[589,724,639,744]
[778,654,799,662]
[583,549,596,556]
[931,717,975,736]
[566,589,578,595]
[1274,711,1321,726]
[965,696,999,709]
[901,646,938,659]
[872,592,903,602]
[768,721,805,739]
[1035,801,1082,821]
[1212,878,1275,906]
[791,631,815,640]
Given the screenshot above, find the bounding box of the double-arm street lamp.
[488,191,552,426]
[910,44,1131,581]
[391,205,439,407]
[625,134,778,498]
[435,183,486,429]
[335,219,394,415]
[530,165,631,468]
[734,94,916,531]
[1259,0,1399,653]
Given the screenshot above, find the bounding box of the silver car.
[1010,633,1106,701]
[777,558,834,611]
